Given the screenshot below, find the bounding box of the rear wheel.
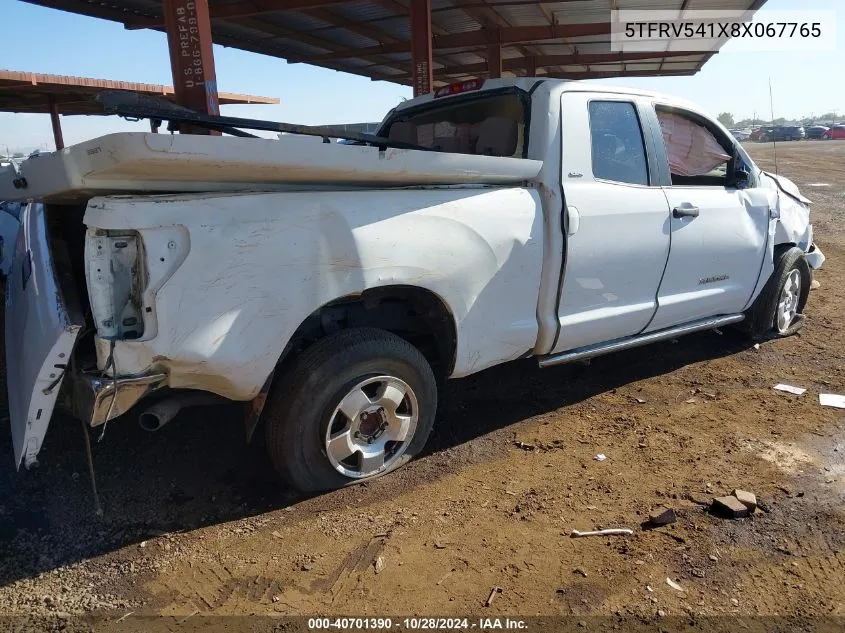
[745,246,810,340]
[263,327,437,492]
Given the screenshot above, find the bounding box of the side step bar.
[537,314,745,368]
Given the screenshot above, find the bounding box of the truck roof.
[393,77,704,117]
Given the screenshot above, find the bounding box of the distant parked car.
[822,125,845,140]
[756,126,805,142]
[774,126,805,141]
[730,129,751,141]
[749,127,772,142]
[805,125,830,139]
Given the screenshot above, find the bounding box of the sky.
[1,0,842,152]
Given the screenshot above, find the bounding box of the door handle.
[672,205,699,219]
[565,206,580,236]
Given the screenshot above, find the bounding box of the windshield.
[381,91,528,158]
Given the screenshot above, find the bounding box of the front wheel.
[745,246,811,340]
[264,328,437,492]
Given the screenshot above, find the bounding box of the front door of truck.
[645,107,770,332]
[6,203,83,468]
[552,92,671,353]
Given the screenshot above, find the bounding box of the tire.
[264,327,437,492]
[745,246,811,340]
[823,134,831,140]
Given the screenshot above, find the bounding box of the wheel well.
[278,286,457,381]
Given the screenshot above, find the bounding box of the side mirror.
[733,167,751,188]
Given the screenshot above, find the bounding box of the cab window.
[656,108,733,187]
[587,101,649,186]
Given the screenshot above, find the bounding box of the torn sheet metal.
[760,171,825,267]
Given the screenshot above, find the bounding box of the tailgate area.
[6,203,85,468]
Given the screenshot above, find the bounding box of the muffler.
[138,392,224,432]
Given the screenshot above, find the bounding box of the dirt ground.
[0,141,843,627]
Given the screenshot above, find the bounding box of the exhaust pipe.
[138,392,225,432]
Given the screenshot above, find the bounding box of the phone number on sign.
[308,618,478,630]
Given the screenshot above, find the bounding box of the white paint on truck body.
[84,186,544,399]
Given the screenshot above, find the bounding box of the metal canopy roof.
[21,0,766,88]
[0,69,278,115]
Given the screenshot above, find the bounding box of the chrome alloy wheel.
[323,375,419,479]
[776,269,802,334]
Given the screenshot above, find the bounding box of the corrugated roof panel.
[377,52,414,64]
[328,2,396,23]
[686,0,761,9]
[535,42,616,55]
[356,16,411,41]
[492,5,551,28]
[361,63,408,77]
[273,39,339,58]
[622,63,663,72]
[265,11,334,32]
[21,0,766,88]
[304,27,379,49]
[432,10,484,33]
[442,50,486,64]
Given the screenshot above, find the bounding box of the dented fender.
[744,172,824,311]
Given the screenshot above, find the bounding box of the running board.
[537,314,745,368]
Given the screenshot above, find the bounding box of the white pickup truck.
[1,78,824,492]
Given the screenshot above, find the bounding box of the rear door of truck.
[6,202,83,468]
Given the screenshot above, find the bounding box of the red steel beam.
[290,22,612,62]
[47,95,64,150]
[125,0,356,28]
[488,44,502,78]
[124,0,582,27]
[163,0,220,133]
[538,69,696,80]
[410,0,433,96]
[395,50,702,79]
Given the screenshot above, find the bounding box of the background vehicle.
[805,125,830,139]
[749,127,773,142]
[822,125,845,139]
[759,126,805,142]
[0,79,825,492]
[729,129,751,141]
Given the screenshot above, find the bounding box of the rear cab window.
[380,90,529,158]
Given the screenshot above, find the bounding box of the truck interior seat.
[388,121,417,144]
[433,137,462,152]
[476,117,518,157]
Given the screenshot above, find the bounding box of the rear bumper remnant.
[73,371,168,427]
